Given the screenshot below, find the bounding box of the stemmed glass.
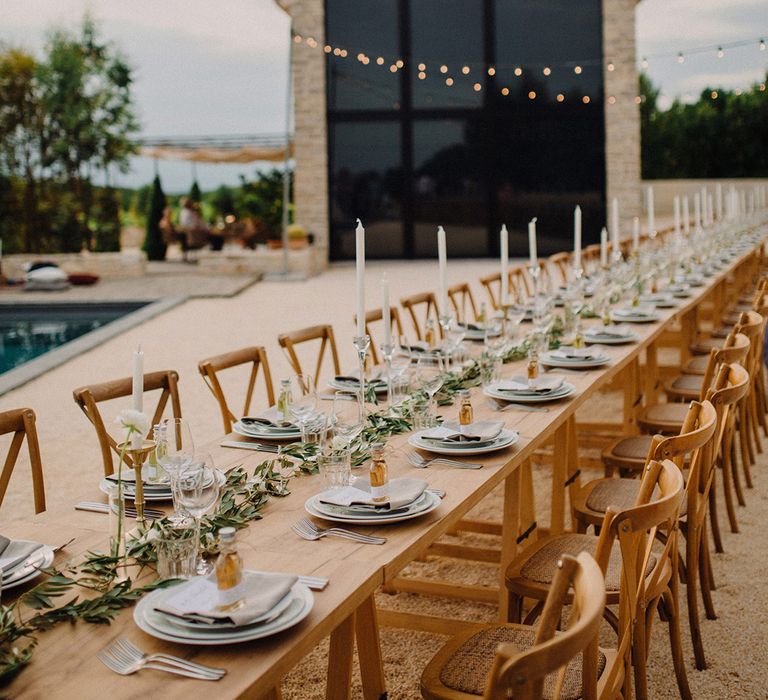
[158,417,195,521]
[175,453,222,575]
[289,374,318,441]
[330,391,365,448]
[416,355,445,423]
[390,336,412,378]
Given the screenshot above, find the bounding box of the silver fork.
[98,639,222,680]
[407,453,483,470]
[115,638,226,678]
[485,399,549,413]
[292,518,386,545]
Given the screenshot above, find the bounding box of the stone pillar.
[602,0,642,224]
[277,0,329,266]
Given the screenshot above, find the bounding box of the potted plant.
[287,223,309,250]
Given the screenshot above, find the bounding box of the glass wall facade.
[326,0,605,259]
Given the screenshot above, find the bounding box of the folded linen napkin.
[547,347,598,361]
[241,407,296,430]
[458,322,484,332]
[155,571,298,627]
[320,477,428,511]
[333,375,386,388]
[0,540,44,577]
[105,468,171,487]
[496,376,563,393]
[421,420,504,443]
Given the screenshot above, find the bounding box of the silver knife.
[220,440,280,452]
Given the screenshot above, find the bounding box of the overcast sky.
[2,0,767,191]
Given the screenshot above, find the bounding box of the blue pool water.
[0,302,148,374]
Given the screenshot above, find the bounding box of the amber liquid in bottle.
[424,322,436,350]
[459,395,473,426]
[216,529,245,611]
[527,358,539,381]
[369,450,389,503]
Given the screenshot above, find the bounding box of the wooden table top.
[2,239,760,699]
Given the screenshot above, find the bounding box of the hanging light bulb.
[607,61,615,72]
[640,57,649,69]
[760,39,766,51]
[574,65,583,74]
[717,46,724,58]
[418,63,426,71]
[607,95,616,104]
[440,64,448,74]
[487,66,496,76]
[461,65,470,75]
[528,90,536,100]
[556,93,565,102]
[677,52,685,64]
[711,90,718,99]
[395,59,404,68]
[473,82,482,92]
[446,77,454,86]
[514,67,522,77]
[324,45,332,53]
[501,87,510,96]
[376,57,385,65]
[543,66,551,76]
[418,71,426,80]
[582,95,590,104]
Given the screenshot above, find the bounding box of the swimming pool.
[0,302,149,374]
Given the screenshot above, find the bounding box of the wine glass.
[416,356,445,422]
[158,418,195,520]
[331,391,365,447]
[289,374,318,440]
[390,336,412,378]
[176,454,222,575]
[484,318,506,358]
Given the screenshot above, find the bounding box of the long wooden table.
[3,232,763,700]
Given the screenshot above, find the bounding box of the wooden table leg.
[550,422,568,536]
[679,307,698,364]
[645,341,659,405]
[622,358,641,435]
[498,468,522,621]
[327,613,356,700]
[355,594,387,700]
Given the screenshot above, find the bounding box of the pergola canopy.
[138,133,293,164]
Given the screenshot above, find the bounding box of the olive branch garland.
[0,317,566,683]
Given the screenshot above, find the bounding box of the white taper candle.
[528,218,538,269]
[437,226,448,314]
[355,219,366,337]
[500,224,509,306]
[573,206,582,272]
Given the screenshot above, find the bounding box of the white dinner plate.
[328,378,388,394]
[134,580,313,645]
[99,470,225,502]
[583,331,638,345]
[409,428,519,455]
[311,490,434,520]
[484,382,577,404]
[610,309,660,323]
[2,544,55,591]
[305,489,441,524]
[233,421,301,441]
[540,353,610,369]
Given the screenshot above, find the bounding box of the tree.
[93,186,121,251]
[188,180,202,203]
[211,184,235,217]
[142,175,167,261]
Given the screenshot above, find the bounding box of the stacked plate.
[457,322,499,341]
[583,326,639,345]
[134,573,313,645]
[305,478,441,524]
[639,293,676,308]
[668,284,692,298]
[328,374,388,394]
[99,468,224,502]
[0,538,54,591]
[540,346,610,369]
[484,377,577,404]
[409,422,519,455]
[610,306,660,323]
[233,409,301,441]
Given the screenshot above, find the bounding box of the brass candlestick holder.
[117,439,155,527]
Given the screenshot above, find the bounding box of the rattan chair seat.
[438,625,607,699]
[585,478,685,517]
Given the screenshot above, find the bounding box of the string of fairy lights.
[292,31,768,105]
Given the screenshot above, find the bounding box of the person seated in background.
[178,198,211,258]
[159,206,182,247]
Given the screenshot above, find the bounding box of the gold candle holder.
[117,439,155,527]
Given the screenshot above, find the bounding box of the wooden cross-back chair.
[400,291,442,341]
[582,244,602,274]
[479,267,530,310]
[421,552,611,700]
[357,307,406,366]
[447,282,478,324]
[73,370,182,477]
[198,346,275,434]
[506,459,688,700]
[0,408,45,514]
[548,252,572,287]
[277,324,340,387]
[522,261,552,297]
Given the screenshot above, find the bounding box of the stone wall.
[603,0,643,223]
[277,0,329,261]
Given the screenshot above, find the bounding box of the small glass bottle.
[215,527,245,611]
[424,319,436,349]
[478,302,487,324]
[527,349,539,383]
[458,389,473,426]
[277,378,293,423]
[146,424,166,483]
[369,443,389,503]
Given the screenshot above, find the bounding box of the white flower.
[115,409,150,436]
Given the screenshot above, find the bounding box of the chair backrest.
[400,291,441,340]
[697,330,749,401]
[548,252,572,287]
[73,370,182,477]
[479,267,530,309]
[198,346,275,433]
[523,261,552,297]
[582,244,602,274]
[646,399,717,472]
[596,459,685,700]
[277,324,341,387]
[735,310,764,377]
[359,307,406,365]
[0,408,45,514]
[447,282,478,324]
[484,552,606,700]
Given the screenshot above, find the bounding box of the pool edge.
[0,297,185,397]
